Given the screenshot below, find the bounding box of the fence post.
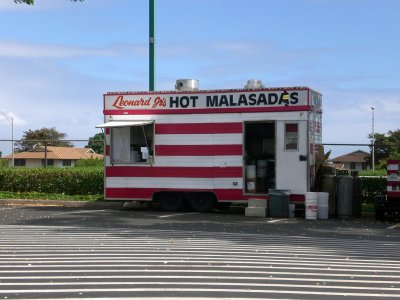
[44,142,48,168]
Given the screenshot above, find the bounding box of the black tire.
[159,193,184,212]
[189,193,216,213]
[215,202,231,210]
[375,208,385,221]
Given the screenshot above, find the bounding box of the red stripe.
[387,191,400,198]
[387,160,400,165]
[106,188,154,200]
[105,145,110,156]
[388,170,399,175]
[285,123,298,132]
[155,145,242,156]
[105,188,248,201]
[104,105,311,116]
[105,187,307,202]
[106,188,270,201]
[289,194,305,202]
[106,166,242,178]
[155,122,243,134]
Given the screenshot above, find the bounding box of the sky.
[0,0,399,150]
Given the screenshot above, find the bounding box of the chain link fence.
[0,140,398,170]
[0,139,104,168]
[323,142,400,172]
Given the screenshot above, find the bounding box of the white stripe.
[156,133,242,145]
[2,268,400,278]
[106,177,243,189]
[387,164,399,171]
[155,155,242,167]
[1,275,399,285]
[108,111,308,123]
[0,287,398,297]
[2,280,400,291]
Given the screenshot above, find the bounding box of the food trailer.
[97,80,322,212]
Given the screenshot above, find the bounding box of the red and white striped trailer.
[97,80,322,212]
[375,159,400,220]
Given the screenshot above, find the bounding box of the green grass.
[362,202,375,213]
[0,191,103,201]
[359,169,386,177]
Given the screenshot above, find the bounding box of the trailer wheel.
[374,195,386,221]
[375,208,385,221]
[159,193,184,212]
[189,193,216,213]
[215,202,231,210]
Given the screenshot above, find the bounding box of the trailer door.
[275,121,308,194]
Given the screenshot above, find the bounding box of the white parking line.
[387,223,400,230]
[158,212,199,218]
[53,209,110,216]
[0,207,16,211]
[267,219,286,223]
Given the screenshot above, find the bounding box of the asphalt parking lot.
[0,200,399,239]
[1,202,400,299]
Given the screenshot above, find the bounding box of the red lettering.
[152,96,167,108]
[111,95,151,109]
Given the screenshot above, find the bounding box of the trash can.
[337,176,353,218]
[268,189,291,218]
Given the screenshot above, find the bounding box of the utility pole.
[371,106,375,170]
[149,0,155,91]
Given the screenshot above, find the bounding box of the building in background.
[329,150,370,171]
[1,145,103,167]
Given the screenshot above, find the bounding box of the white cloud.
[0,41,116,59]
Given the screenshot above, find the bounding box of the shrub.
[359,176,387,203]
[75,158,103,168]
[0,167,103,195]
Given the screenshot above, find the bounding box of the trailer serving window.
[96,121,154,164]
[284,123,298,151]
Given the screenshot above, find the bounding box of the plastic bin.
[337,176,353,218]
[268,189,291,218]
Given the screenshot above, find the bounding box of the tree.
[16,127,73,152]
[14,0,83,4]
[368,129,400,168]
[86,132,104,154]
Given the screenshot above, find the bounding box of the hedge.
[0,167,103,195]
[0,168,388,202]
[359,176,387,203]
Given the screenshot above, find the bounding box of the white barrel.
[318,192,329,206]
[305,192,318,220]
[246,165,256,179]
[256,160,267,178]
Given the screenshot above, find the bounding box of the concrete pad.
[245,207,268,217]
[248,198,267,208]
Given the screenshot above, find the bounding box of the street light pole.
[371,106,375,170]
[149,0,155,91]
[0,111,14,167]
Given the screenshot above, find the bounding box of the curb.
[0,199,123,209]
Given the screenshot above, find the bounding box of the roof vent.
[244,79,264,90]
[175,79,199,91]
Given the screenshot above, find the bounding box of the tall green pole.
[149,0,155,91]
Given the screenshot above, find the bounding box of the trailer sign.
[105,89,309,112]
